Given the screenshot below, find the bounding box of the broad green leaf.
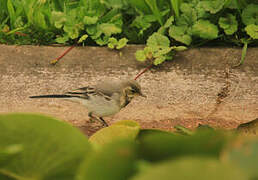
[179,3,197,25]
[199,0,225,14]
[169,25,192,45]
[135,50,147,61]
[34,11,48,30]
[64,25,80,39]
[131,15,157,35]
[78,34,88,43]
[192,20,218,39]
[55,34,69,44]
[108,37,128,49]
[130,157,247,180]
[147,32,170,47]
[137,129,174,140]
[116,38,128,49]
[83,16,98,25]
[164,16,174,29]
[95,36,109,45]
[0,113,91,180]
[153,47,172,57]
[241,4,258,25]
[171,46,187,51]
[89,120,140,149]
[143,47,154,59]
[158,16,174,34]
[219,13,238,35]
[98,23,121,36]
[137,129,231,162]
[0,144,22,167]
[154,56,166,65]
[51,11,66,29]
[245,24,258,39]
[108,37,118,49]
[77,140,137,180]
[223,137,258,179]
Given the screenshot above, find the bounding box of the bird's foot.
[88,112,108,127]
[99,117,109,127]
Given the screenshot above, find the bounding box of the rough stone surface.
[0,45,257,135]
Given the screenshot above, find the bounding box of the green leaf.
[170,0,181,18]
[34,11,48,30]
[55,34,70,44]
[137,129,231,162]
[95,36,109,45]
[179,3,197,25]
[130,157,248,180]
[108,37,118,49]
[83,16,98,25]
[51,11,66,29]
[64,25,80,39]
[116,38,128,49]
[77,140,137,180]
[171,46,187,51]
[154,56,166,65]
[192,20,218,39]
[98,23,122,36]
[0,144,22,167]
[145,0,164,25]
[89,120,140,149]
[128,0,152,14]
[245,24,258,39]
[169,25,192,45]
[0,113,91,180]
[158,16,174,34]
[219,13,238,35]
[241,4,258,25]
[147,32,170,48]
[7,0,16,28]
[199,0,225,14]
[135,50,147,62]
[131,15,156,35]
[224,137,258,179]
[153,47,172,57]
[78,34,88,43]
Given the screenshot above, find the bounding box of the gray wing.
[65,86,113,101]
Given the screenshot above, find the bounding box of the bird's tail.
[29,94,73,98]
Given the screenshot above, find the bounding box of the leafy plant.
[0,0,258,64]
[1,113,258,179]
[0,113,91,180]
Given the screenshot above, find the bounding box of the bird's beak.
[139,91,146,98]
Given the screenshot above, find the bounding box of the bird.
[29,79,146,126]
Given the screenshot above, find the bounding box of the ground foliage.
[0,0,258,65]
[0,113,258,179]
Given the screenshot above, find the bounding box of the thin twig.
[50,45,75,65]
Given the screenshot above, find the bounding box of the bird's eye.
[131,89,136,93]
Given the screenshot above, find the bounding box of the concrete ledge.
[0,45,257,135]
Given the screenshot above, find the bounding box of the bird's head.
[122,80,146,100]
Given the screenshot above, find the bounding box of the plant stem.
[134,64,153,80]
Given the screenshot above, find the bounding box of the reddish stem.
[15,32,28,36]
[51,45,75,65]
[134,64,153,80]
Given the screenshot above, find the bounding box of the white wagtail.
[29,80,145,126]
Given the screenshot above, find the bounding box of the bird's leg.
[99,117,109,127]
[88,112,97,123]
[88,112,108,127]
